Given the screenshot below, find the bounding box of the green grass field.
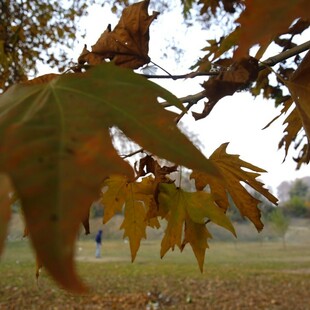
[1,238,310,309]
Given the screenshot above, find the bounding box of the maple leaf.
[158,183,235,270]
[101,175,155,261]
[264,97,306,167]
[235,0,310,58]
[0,174,13,255]
[181,218,212,272]
[0,63,221,291]
[193,57,259,120]
[191,143,278,231]
[120,182,149,261]
[101,174,128,224]
[286,50,310,165]
[78,0,159,69]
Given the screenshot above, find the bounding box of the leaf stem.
[121,148,145,159]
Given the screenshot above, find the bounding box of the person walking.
[95,229,103,258]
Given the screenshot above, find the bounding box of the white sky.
[40,2,310,194]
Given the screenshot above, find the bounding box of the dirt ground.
[1,217,310,309]
[1,265,310,309]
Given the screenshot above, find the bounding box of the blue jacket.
[95,230,102,244]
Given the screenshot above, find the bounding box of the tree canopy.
[0,0,309,292]
[0,0,98,91]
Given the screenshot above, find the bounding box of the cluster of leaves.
[183,0,310,167]
[0,0,98,92]
[0,0,309,293]
[109,0,310,167]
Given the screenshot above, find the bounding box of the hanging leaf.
[286,50,310,164]
[181,218,212,272]
[191,143,278,231]
[193,57,259,120]
[101,176,154,261]
[158,183,235,268]
[120,182,149,261]
[78,0,159,69]
[0,63,221,291]
[101,174,129,224]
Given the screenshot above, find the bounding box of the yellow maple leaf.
[181,217,212,272]
[191,143,278,231]
[158,183,235,263]
[101,175,155,261]
[120,192,147,261]
[101,175,128,224]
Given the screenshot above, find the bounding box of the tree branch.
[148,40,310,82]
[143,71,218,79]
[121,40,310,158]
[160,40,310,109]
[260,40,310,67]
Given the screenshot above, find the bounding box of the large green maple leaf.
[0,63,220,291]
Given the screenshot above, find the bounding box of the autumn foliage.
[0,0,309,292]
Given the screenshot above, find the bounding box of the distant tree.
[284,196,309,217]
[284,179,310,217]
[268,208,289,249]
[289,179,309,199]
[277,181,291,202]
[0,0,98,91]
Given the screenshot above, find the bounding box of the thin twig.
[150,60,174,78]
[161,91,206,108]
[121,148,145,159]
[143,71,218,79]
[260,40,310,67]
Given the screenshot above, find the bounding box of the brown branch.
[160,40,310,109]
[260,40,310,67]
[121,147,145,159]
[143,71,218,79]
[161,91,206,108]
[148,40,310,81]
[120,40,310,158]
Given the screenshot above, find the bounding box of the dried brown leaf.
[79,1,159,69]
[193,57,259,120]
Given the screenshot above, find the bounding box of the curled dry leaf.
[286,50,310,165]
[192,57,259,120]
[78,0,159,69]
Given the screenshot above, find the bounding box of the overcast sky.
[41,2,310,194]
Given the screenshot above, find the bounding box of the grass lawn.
[0,239,310,309]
